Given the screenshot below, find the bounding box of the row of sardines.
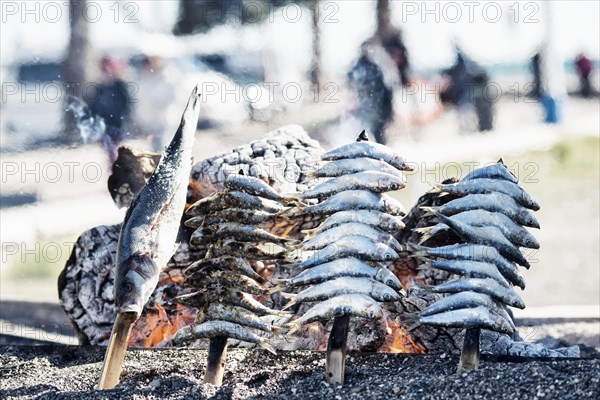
[410,162,540,335]
[173,133,540,357]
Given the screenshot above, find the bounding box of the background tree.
[62,0,92,143]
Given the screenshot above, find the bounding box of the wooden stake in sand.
[326,315,350,385]
[457,327,481,372]
[97,312,137,389]
[204,336,228,386]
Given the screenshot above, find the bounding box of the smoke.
[66,97,107,144]
[66,97,121,165]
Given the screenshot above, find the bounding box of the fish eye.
[384,253,393,260]
[386,279,394,286]
[123,282,133,293]
[391,183,398,190]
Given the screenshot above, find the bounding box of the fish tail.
[275,207,296,221]
[268,283,286,294]
[270,325,283,334]
[419,206,439,216]
[416,259,433,270]
[280,293,298,310]
[413,226,432,235]
[401,312,423,332]
[428,182,443,193]
[285,321,301,336]
[258,340,277,355]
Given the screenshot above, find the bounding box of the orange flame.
[379,317,426,354]
[129,303,196,348]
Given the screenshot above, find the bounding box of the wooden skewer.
[97,312,138,389]
[457,327,481,372]
[204,336,228,386]
[325,315,350,385]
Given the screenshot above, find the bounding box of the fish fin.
[258,340,277,355]
[401,313,423,331]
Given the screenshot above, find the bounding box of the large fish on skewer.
[97,86,202,390]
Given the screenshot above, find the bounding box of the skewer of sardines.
[411,160,540,372]
[277,131,411,385]
[173,172,295,386]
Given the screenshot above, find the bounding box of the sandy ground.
[1,345,599,399]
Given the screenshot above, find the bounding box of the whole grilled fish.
[224,174,284,201]
[413,244,525,289]
[185,270,266,296]
[271,257,402,290]
[282,277,402,309]
[420,259,511,287]
[432,179,540,211]
[187,190,287,215]
[210,239,288,261]
[432,278,525,309]
[286,294,383,335]
[408,306,515,334]
[419,292,516,331]
[426,210,530,268]
[427,192,539,228]
[190,222,296,247]
[461,161,518,184]
[292,190,406,216]
[175,289,288,316]
[299,222,405,253]
[303,210,405,236]
[114,87,201,316]
[184,256,266,284]
[172,320,276,354]
[321,141,413,171]
[293,171,405,199]
[306,157,405,179]
[204,303,280,333]
[289,235,400,269]
[417,208,540,249]
[185,208,279,229]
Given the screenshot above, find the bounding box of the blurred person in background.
[440,47,493,132]
[88,56,133,164]
[529,52,542,99]
[135,55,178,151]
[347,29,409,144]
[575,52,594,98]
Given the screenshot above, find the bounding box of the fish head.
[115,253,159,316]
[375,267,403,290]
[518,209,540,229]
[518,232,541,249]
